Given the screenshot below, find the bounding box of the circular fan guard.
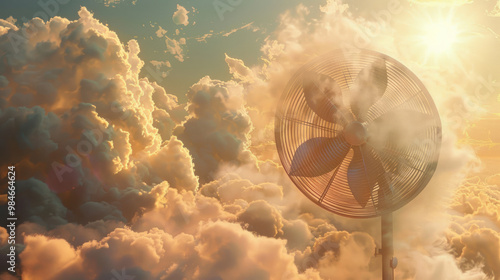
[275,49,441,218]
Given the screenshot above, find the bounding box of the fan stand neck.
[381,213,396,280]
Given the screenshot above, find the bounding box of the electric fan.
[275,49,441,279]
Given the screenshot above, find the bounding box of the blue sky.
[2,0,498,102]
[0,0,327,100]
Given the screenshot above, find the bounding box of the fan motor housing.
[344,121,367,146]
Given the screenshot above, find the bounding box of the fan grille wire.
[275,49,441,218]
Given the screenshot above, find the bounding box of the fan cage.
[275,49,441,218]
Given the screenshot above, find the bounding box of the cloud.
[19,235,77,280]
[172,4,190,26]
[0,7,192,231]
[490,1,500,17]
[445,177,500,278]
[165,35,186,62]
[17,221,321,280]
[0,18,17,36]
[175,76,254,183]
[147,136,199,191]
[223,22,258,37]
[0,106,59,164]
[3,178,68,228]
[192,23,259,44]
[237,200,284,237]
[103,0,122,7]
[149,60,171,80]
[225,54,257,84]
[0,1,498,279]
[313,231,376,278]
[0,4,371,279]
[155,25,167,38]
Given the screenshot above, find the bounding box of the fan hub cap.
[344,121,367,146]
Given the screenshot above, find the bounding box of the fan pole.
[381,213,394,280]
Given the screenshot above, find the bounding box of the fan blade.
[366,109,435,151]
[347,145,386,208]
[349,58,388,121]
[303,72,348,125]
[290,135,350,177]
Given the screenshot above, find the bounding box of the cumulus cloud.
[0,7,193,232]
[172,4,190,26]
[19,235,78,280]
[147,136,199,191]
[17,221,321,280]
[0,18,17,36]
[175,76,254,183]
[0,3,383,279]
[5,178,68,228]
[0,1,498,279]
[237,200,284,237]
[444,177,500,278]
[225,54,257,84]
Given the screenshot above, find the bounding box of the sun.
[422,18,459,54]
[395,8,472,63]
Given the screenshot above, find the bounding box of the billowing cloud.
[18,218,322,280]
[0,7,192,231]
[176,76,254,183]
[172,4,190,26]
[0,18,17,36]
[0,1,498,279]
[147,136,199,191]
[15,178,320,280]
[19,235,78,280]
[225,54,257,84]
[237,200,284,237]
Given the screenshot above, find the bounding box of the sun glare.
[422,19,459,54]
[395,8,472,63]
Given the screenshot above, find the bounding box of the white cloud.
[165,35,186,62]
[489,1,500,17]
[103,0,122,7]
[1,1,499,280]
[225,53,257,83]
[223,22,259,37]
[155,25,167,38]
[172,4,190,26]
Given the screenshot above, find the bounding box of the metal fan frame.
[275,49,442,218]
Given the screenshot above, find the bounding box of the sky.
[0,0,328,101]
[0,0,499,279]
